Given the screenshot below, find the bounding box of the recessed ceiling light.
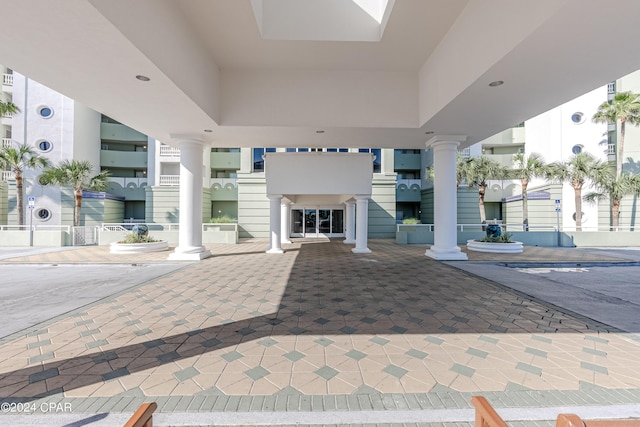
[316,130,325,134]
[425,131,434,135]
[135,75,150,82]
[489,80,504,87]
[204,129,213,133]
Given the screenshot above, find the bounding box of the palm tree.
[509,152,547,230]
[585,172,640,231]
[0,99,20,116]
[548,152,610,231]
[0,143,50,225]
[465,156,507,224]
[592,90,640,177]
[39,160,109,226]
[426,152,472,190]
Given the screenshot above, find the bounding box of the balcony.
[210,178,238,201]
[2,138,12,148]
[1,171,13,181]
[1,111,12,126]
[100,150,147,169]
[159,175,180,186]
[210,151,241,170]
[106,177,148,199]
[393,151,421,170]
[608,143,616,162]
[482,127,526,147]
[396,179,421,202]
[2,74,13,93]
[159,145,180,157]
[485,153,518,168]
[100,122,147,142]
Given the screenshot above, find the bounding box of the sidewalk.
[0,240,639,426]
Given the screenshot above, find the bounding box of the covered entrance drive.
[291,207,345,238]
[265,152,372,253]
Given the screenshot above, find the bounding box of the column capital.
[354,194,370,201]
[425,135,467,149]
[267,194,283,200]
[169,134,207,147]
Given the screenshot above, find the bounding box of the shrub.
[210,215,236,223]
[402,217,420,224]
[118,232,159,244]
[479,232,514,243]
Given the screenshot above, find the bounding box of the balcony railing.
[608,143,616,155]
[159,145,181,157]
[396,179,421,189]
[1,171,13,181]
[2,73,13,86]
[2,138,12,148]
[210,178,237,188]
[107,177,148,187]
[159,175,180,186]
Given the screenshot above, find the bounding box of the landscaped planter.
[466,239,523,253]
[109,241,169,254]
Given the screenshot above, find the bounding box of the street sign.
[28,196,35,207]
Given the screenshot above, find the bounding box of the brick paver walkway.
[0,240,639,425]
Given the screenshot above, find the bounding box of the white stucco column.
[267,194,284,253]
[425,136,468,260]
[281,199,291,245]
[352,195,371,254]
[168,137,212,260]
[343,199,356,244]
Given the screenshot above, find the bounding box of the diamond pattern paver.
[1,239,640,416]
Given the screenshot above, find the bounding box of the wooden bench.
[123,402,157,427]
[472,396,640,427]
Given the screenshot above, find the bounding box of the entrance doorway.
[290,208,344,238]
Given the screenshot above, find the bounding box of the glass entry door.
[289,208,344,238]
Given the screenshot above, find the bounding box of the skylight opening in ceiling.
[250,0,395,42]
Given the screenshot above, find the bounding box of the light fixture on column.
[488,80,504,87]
[316,130,325,134]
[204,129,213,133]
[135,75,150,82]
[425,131,434,135]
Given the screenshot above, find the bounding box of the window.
[571,112,584,124]
[36,208,51,221]
[37,140,52,152]
[37,106,54,119]
[572,144,583,154]
[252,148,275,172]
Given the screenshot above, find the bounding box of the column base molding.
[168,247,212,261]
[266,248,285,254]
[425,246,468,261]
[352,247,372,254]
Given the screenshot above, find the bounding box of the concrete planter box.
[466,239,523,253]
[109,240,169,254]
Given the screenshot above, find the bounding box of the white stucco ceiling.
[2,0,640,149]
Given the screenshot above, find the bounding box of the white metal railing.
[210,178,237,188]
[458,147,471,158]
[2,111,13,119]
[397,179,421,189]
[608,143,616,155]
[159,175,180,186]
[0,225,71,231]
[107,177,148,187]
[101,222,180,231]
[395,223,638,233]
[2,73,13,86]
[607,82,616,94]
[1,171,12,181]
[2,138,11,148]
[159,145,181,156]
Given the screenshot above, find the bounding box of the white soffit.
[250,0,395,42]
